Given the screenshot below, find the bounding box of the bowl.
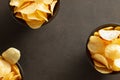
[9,0,60,29]
[86,23,120,74]
[17,63,24,80]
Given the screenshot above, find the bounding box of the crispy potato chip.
[92,54,108,68]
[12,65,21,75]
[93,32,99,36]
[105,44,120,60]
[36,10,48,21]
[37,3,51,13]
[103,26,114,30]
[93,60,106,68]
[112,59,120,71]
[26,20,45,29]
[112,39,120,45]
[94,66,112,74]
[87,36,105,55]
[50,0,57,15]
[0,58,11,77]
[115,26,120,30]
[2,48,21,65]
[19,3,37,14]
[99,29,120,41]
[43,0,53,4]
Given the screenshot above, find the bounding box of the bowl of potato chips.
[9,0,60,29]
[0,47,23,80]
[86,24,120,74]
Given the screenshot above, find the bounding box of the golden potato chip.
[94,66,112,74]
[92,54,108,68]
[93,60,106,68]
[50,0,57,15]
[112,38,120,45]
[103,26,113,30]
[93,32,99,36]
[36,10,48,21]
[2,48,21,65]
[12,65,21,75]
[87,36,105,55]
[115,26,120,30]
[43,0,53,4]
[26,20,45,29]
[15,12,23,19]
[0,58,11,77]
[18,3,37,14]
[37,3,51,13]
[99,29,120,41]
[105,44,120,60]
[112,59,120,71]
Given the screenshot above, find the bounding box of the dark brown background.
[1,0,120,80]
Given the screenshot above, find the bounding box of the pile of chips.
[9,0,58,29]
[0,48,22,80]
[87,26,120,74]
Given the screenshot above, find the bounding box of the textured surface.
[1,0,120,80]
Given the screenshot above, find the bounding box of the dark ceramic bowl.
[17,63,24,80]
[9,0,60,29]
[86,23,120,74]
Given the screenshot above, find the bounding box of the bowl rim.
[17,63,24,80]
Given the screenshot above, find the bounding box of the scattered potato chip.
[99,29,120,41]
[10,0,58,29]
[2,47,21,65]
[87,36,105,55]
[105,44,120,60]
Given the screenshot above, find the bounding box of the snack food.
[0,47,22,80]
[87,24,120,74]
[9,0,58,29]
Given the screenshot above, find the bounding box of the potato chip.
[37,3,51,13]
[50,0,57,15]
[26,20,45,29]
[112,38,120,45]
[93,32,99,36]
[18,3,37,14]
[0,58,11,77]
[105,44,120,60]
[103,26,113,30]
[112,59,120,71]
[115,26,120,30]
[2,47,21,65]
[12,65,21,76]
[93,60,106,68]
[36,10,48,21]
[99,29,120,41]
[87,36,105,55]
[43,0,53,4]
[94,66,112,74]
[92,54,108,68]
